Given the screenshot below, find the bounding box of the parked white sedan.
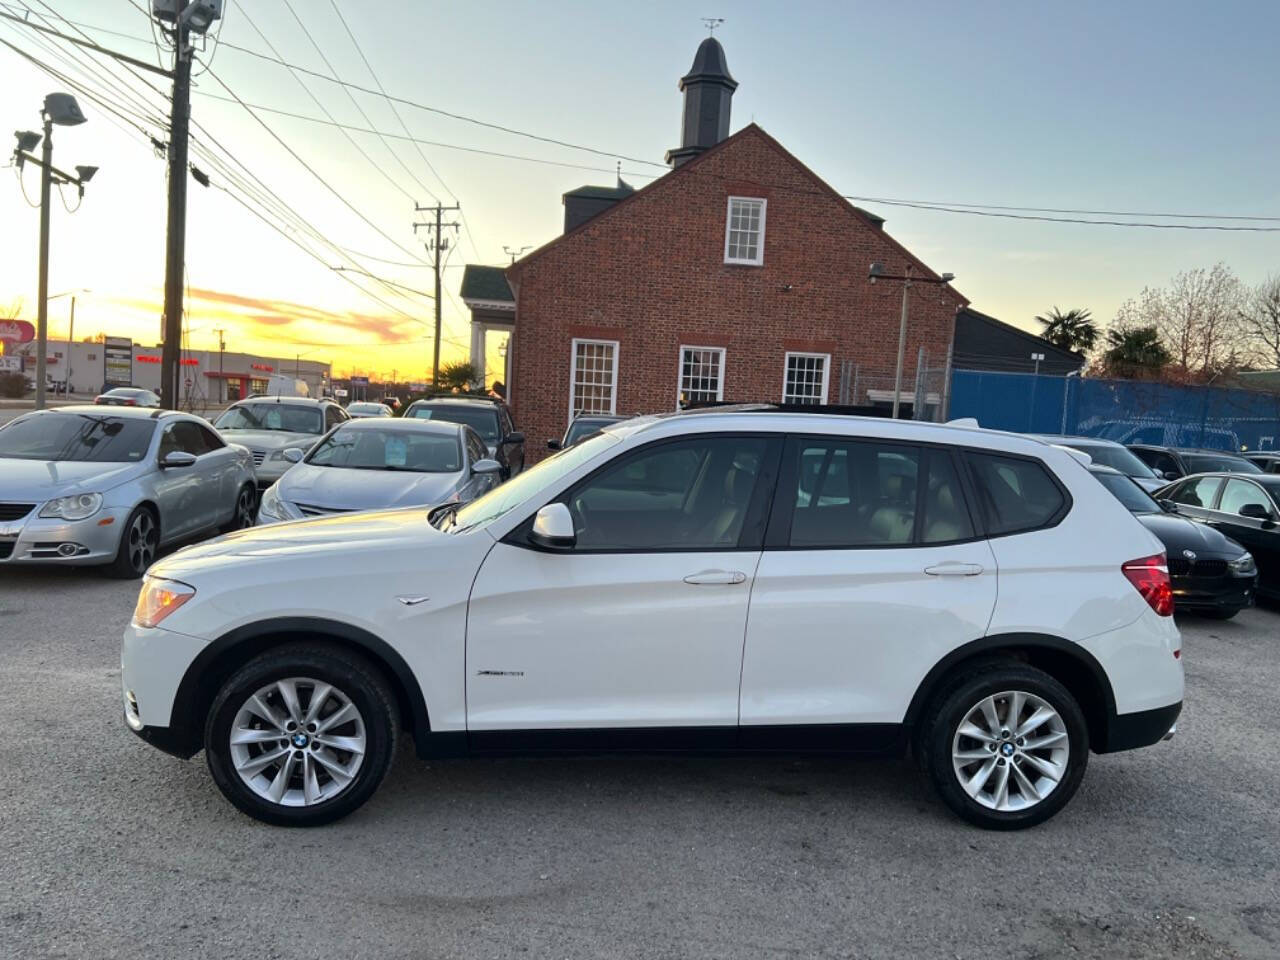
[121,411,1182,829]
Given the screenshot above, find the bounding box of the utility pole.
[867,261,956,420]
[159,0,192,411]
[63,295,75,397]
[212,326,225,402]
[35,115,52,410]
[414,202,459,386]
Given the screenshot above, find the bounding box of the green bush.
[0,372,25,398]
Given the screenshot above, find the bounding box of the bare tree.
[1111,264,1245,379]
[1,298,23,321]
[1240,274,1280,369]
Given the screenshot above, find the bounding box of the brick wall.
[507,124,964,459]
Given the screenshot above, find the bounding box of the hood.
[0,458,146,500]
[277,463,462,511]
[153,506,453,579]
[214,429,317,452]
[1134,512,1245,557]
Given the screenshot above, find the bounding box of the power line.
[848,195,1280,223]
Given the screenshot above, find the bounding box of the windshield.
[347,403,386,415]
[1183,453,1261,474]
[1062,441,1157,478]
[444,431,621,531]
[0,412,155,462]
[306,426,461,473]
[408,404,500,442]
[1095,471,1160,513]
[214,403,323,435]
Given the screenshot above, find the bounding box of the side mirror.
[472,458,502,476]
[546,439,562,451]
[159,451,197,469]
[1239,502,1272,521]
[1158,498,1178,514]
[1164,471,1180,480]
[529,502,575,549]
[504,431,525,445]
[282,448,304,463]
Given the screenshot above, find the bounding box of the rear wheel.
[204,644,398,826]
[104,505,158,579]
[922,663,1088,830]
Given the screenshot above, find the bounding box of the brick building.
[469,37,966,457]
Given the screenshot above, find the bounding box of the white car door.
[739,437,997,739]
[465,434,780,741]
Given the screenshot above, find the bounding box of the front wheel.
[204,644,398,826]
[104,505,159,579]
[922,663,1088,830]
[221,483,257,533]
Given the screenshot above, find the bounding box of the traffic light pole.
[159,3,191,410]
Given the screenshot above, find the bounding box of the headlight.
[258,484,285,520]
[1229,553,1256,576]
[132,577,195,628]
[39,492,103,521]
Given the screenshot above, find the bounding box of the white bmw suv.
[122,411,1182,829]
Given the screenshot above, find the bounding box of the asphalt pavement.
[1,566,1277,960]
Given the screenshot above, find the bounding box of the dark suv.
[403,396,524,478]
[1127,444,1263,481]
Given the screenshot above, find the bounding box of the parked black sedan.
[1155,472,1280,603]
[1090,465,1258,618]
[1127,443,1262,481]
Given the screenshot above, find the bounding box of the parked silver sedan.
[0,406,256,577]
[255,418,501,524]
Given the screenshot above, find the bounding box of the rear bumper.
[1100,700,1182,753]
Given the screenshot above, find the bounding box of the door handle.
[683,569,747,585]
[924,561,984,577]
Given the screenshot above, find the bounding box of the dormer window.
[724,196,766,265]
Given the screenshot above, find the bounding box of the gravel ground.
[1,566,1277,960]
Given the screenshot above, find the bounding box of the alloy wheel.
[127,511,157,573]
[229,677,366,807]
[235,488,255,528]
[951,690,1069,812]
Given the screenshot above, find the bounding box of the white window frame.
[781,351,831,405]
[568,337,620,420]
[723,196,767,266]
[675,344,726,409]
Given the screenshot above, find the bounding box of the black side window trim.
[962,449,1073,538]
[504,432,784,554]
[763,435,984,551]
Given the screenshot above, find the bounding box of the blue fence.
[948,370,1280,451]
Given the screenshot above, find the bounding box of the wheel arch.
[904,633,1117,753]
[168,617,432,758]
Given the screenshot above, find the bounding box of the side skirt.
[416,724,905,759]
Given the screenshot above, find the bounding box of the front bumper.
[121,621,209,757]
[1170,570,1256,613]
[0,505,129,566]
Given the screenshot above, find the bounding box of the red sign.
[251,362,273,372]
[0,320,35,343]
[137,355,160,363]
[136,356,198,365]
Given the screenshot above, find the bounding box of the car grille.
[292,502,356,518]
[1167,557,1229,578]
[247,449,267,466]
[0,503,35,522]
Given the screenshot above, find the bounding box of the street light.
[11,93,98,410]
[868,262,956,419]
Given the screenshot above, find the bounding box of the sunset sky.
[1,0,1278,381]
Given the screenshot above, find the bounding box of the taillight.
[1123,553,1174,616]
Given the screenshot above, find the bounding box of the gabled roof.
[460,264,513,304]
[956,306,1085,363]
[507,122,965,302]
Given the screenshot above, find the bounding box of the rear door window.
[1168,476,1223,509]
[1218,479,1275,518]
[966,452,1066,536]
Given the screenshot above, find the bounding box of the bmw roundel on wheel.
[122,411,1182,828]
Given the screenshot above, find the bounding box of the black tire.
[221,483,257,533]
[1200,608,1239,620]
[204,644,399,827]
[103,505,159,579]
[921,662,1088,830]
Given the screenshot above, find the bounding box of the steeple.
[665,37,738,168]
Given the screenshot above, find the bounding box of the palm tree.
[438,360,479,391]
[1035,307,1098,352]
[1103,326,1170,378]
